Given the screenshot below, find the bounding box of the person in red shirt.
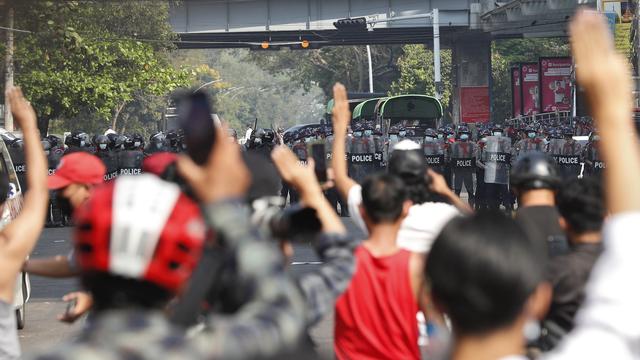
[334,173,430,360]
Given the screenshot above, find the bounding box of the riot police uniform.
[480,134,512,210]
[582,132,604,177]
[422,128,446,175]
[513,127,545,160]
[145,132,169,156]
[449,127,477,205]
[94,135,119,182]
[547,127,583,180]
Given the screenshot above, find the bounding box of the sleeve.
[296,232,356,326]
[194,199,306,360]
[347,185,368,234]
[545,212,640,360]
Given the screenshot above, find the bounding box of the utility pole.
[433,9,442,100]
[4,1,14,131]
[366,45,374,93]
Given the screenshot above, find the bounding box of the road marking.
[291,261,323,265]
[53,240,65,243]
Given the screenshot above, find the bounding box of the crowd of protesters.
[0,10,638,360]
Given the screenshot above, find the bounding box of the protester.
[510,152,568,258]
[331,83,469,254]
[425,10,640,360]
[334,173,427,360]
[538,177,605,350]
[0,88,49,359]
[27,126,306,359]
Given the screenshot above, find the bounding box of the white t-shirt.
[348,185,460,253]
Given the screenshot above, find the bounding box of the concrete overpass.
[169,0,596,121]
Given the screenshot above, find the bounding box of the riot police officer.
[449,126,477,206]
[348,123,378,184]
[548,126,583,180]
[479,128,513,211]
[475,129,491,210]
[166,129,185,153]
[423,128,446,175]
[513,126,545,160]
[94,135,118,182]
[64,131,92,154]
[582,131,604,177]
[145,132,168,156]
[8,139,26,192]
[119,135,144,176]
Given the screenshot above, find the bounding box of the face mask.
[425,136,434,142]
[99,144,107,150]
[390,135,398,142]
[155,142,163,149]
[364,130,373,137]
[460,134,469,141]
[399,131,407,137]
[353,132,362,138]
[447,134,454,139]
[437,134,444,139]
[134,141,141,147]
[528,132,536,139]
[481,137,488,142]
[493,132,502,137]
[80,141,85,147]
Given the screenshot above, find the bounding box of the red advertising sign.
[520,63,539,116]
[460,86,490,123]
[539,57,573,112]
[511,67,522,118]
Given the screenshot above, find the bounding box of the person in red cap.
[0,88,49,360]
[22,152,106,322]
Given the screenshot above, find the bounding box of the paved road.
[19,218,366,357]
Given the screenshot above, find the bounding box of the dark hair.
[81,273,172,311]
[361,173,407,224]
[556,177,605,234]
[425,211,543,335]
[388,148,433,204]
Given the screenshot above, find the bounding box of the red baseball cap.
[48,152,107,190]
[142,152,178,176]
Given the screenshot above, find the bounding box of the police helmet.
[41,138,52,152]
[510,152,561,190]
[106,133,119,150]
[561,126,574,137]
[95,135,110,151]
[263,128,276,143]
[424,128,438,138]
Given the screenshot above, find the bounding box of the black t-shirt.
[515,206,569,259]
[545,243,603,332]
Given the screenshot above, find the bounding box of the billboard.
[460,86,490,123]
[511,67,522,118]
[539,57,573,113]
[520,63,539,116]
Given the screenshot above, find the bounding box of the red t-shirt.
[334,246,420,360]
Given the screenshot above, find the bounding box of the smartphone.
[179,91,217,165]
[310,143,328,183]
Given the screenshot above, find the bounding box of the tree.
[10,1,190,133]
[248,45,403,96]
[389,45,453,120]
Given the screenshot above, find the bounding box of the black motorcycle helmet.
[166,130,180,149]
[95,135,110,151]
[106,133,119,150]
[510,152,561,191]
[115,135,128,150]
[131,133,145,150]
[149,132,166,149]
[263,128,276,143]
[65,131,87,147]
[47,135,62,149]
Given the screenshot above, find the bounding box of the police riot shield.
[348,135,381,183]
[583,143,604,176]
[97,151,119,181]
[291,142,308,166]
[449,142,476,172]
[8,147,26,192]
[513,138,544,160]
[423,140,446,174]
[547,139,582,180]
[47,148,64,175]
[118,150,143,176]
[483,136,512,185]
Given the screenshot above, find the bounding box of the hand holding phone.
[179,91,217,165]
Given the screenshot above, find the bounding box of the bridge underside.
[176,26,470,49]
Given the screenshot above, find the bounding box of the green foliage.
[10,0,191,133]
[172,49,325,132]
[389,45,452,119]
[248,46,403,96]
[491,38,570,122]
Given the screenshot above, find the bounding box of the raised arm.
[177,126,305,359]
[546,10,640,359]
[0,88,48,302]
[331,83,358,201]
[272,146,355,325]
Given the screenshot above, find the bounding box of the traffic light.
[333,17,368,31]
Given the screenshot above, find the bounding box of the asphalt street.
[19,218,366,357]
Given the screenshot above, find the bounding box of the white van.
[0,135,28,329]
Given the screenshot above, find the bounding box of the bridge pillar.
[450,34,492,125]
